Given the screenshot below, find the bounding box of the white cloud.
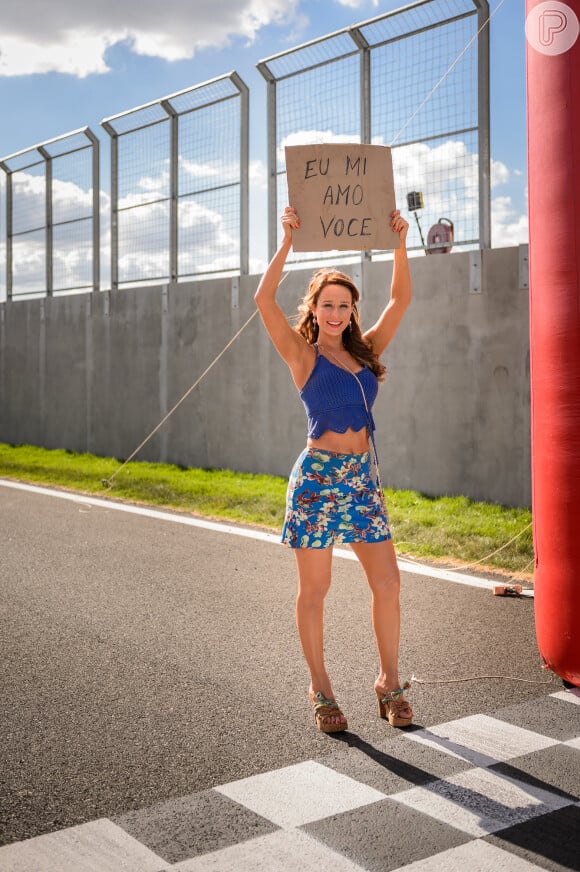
[491,158,509,188]
[10,171,95,227]
[0,33,114,77]
[2,164,243,292]
[249,159,268,190]
[0,0,299,77]
[491,195,528,247]
[281,130,359,147]
[278,130,361,165]
[274,133,529,253]
[334,0,379,7]
[180,157,242,187]
[137,168,171,193]
[1,141,529,297]
[391,139,479,240]
[4,175,102,295]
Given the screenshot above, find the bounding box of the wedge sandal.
[375,681,413,728]
[311,691,348,733]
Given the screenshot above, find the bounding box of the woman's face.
[313,284,354,338]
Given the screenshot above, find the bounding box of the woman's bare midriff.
[307,427,370,455]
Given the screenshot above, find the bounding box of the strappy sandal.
[375,680,413,728]
[311,691,348,733]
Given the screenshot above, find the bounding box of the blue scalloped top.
[299,353,378,439]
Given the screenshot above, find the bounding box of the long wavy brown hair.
[295,268,386,381]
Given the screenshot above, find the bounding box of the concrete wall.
[0,246,531,507]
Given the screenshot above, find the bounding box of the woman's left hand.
[390,210,408,244]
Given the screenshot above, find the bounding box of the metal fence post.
[257,61,278,261]
[232,72,250,276]
[5,170,12,302]
[476,0,491,250]
[161,99,179,284]
[86,129,100,292]
[0,161,12,301]
[101,121,118,291]
[350,26,371,144]
[37,147,53,296]
[351,25,371,267]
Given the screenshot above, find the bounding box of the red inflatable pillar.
[526,0,580,685]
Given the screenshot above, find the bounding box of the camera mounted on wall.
[406,191,454,255]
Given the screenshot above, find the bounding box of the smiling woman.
[254,202,414,734]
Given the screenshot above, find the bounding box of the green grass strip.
[0,443,533,576]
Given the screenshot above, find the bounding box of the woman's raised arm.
[254,207,312,376]
[364,210,412,357]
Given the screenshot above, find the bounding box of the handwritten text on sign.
[285,143,399,252]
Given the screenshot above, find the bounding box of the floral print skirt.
[281,447,391,549]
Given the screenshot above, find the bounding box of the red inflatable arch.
[526,0,580,685]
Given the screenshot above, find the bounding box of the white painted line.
[404,714,559,767]
[551,688,580,705]
[172,830,369,872]
[389,840,549,872]
[0,477,280,543]
[0,819,166,872]
[0,478,516,591]
[215,760,385,829]
[391,765,572,838]
[395,557,520,591]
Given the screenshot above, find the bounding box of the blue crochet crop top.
[299,351,379,439]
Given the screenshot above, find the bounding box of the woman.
[254,205,412,733]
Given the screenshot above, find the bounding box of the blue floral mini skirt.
[281,448,391,549]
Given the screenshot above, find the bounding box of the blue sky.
[0,0,527,278]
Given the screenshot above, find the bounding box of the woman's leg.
[294,547,346,726]
[350,538,412,717]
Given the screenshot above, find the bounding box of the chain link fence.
[0,74,249,299]
[0,1,490,298]
[0,128,99,299]
[258,0,490,263]
[101,73,249,289]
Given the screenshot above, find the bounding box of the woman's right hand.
[281,206,300,242]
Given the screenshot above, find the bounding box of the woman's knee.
[297,576,332,607]
[367,568,400,598]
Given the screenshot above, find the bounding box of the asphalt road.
[0,480,558,848]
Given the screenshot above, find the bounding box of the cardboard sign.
[285,143,399,252]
